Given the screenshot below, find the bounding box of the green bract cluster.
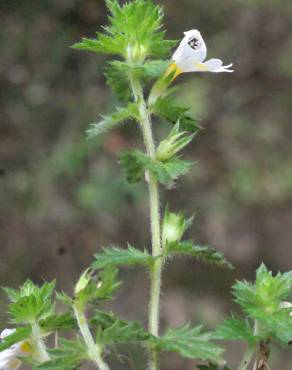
[214,264,292,369]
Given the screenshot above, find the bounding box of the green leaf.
[39,313,77,333]
[105,63,132,102]
[152,95,200,133]
[0,327,31,352]
[3,279,40,303]
[92,310,150,345]
[165,241,233,269]
[56,291,73,306]
[37,338,87,370]
[233,264,292,317]
[105,60,169,102]
[197,364,231,370]
[7,280,56,324]
[119,150,147,184]
[255,264,292,306]
[214,315,257,345]
[120,149,192,187]
[92,245,155,269]
[74,266,121,308]
[151,324,224,363]
[3,287,21,303]
[152,156,192,186]
[87,103,138,138]
[258,310,292,344]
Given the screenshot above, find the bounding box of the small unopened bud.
[162,207,191,245]
[156,122,194,162]
[126,43,146,63]
[74,268,92,295]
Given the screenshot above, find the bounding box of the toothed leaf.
[120,149,192,187]
[92,310,150,344]
[92,245,155,269]
[165,241,233,269]
[151,324,224,363]
[214,315,257,345]
[87,103,138,138]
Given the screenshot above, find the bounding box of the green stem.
[31,323,50,362]
[130,76,162,370]
[73,306,110,370]
[237,320,258,370]
[237,345,255,370]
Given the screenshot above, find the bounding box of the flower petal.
[172,29,207,72]
[204,58,233,73]
[0,329,16,341]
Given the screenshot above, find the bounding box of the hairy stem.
[130,76,162,370]
[31,323,50,362]
[73,306,110,370]
[237,320,259,370]
[237,345,255,370]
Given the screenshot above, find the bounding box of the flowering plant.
[1,1,291,370]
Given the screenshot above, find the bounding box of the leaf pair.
[120,149,192,187]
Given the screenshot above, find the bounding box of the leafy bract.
[152,95,200,133]
[259,310,292,344]
[214,315,256,345]
[165,241,233,269]
[231,264,292,345]
[233,263,292,316]
[120,149,192,187]
[74,266,121,307]
[37,338,87,370]
[87,103,138,138]
[92,245,155,269]
[4,280,55,324]
[72,0,175,60]
[92,310,150,344]
[105,60,169,102]
[39,313,77,333]
[156,121,195,162]
[151,324,224,363]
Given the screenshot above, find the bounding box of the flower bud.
[156,122,194,162]
[74,268,92,296]
[162,207,191,245]
[126,42,147,63]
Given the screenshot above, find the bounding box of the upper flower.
[0,329,31,370]
[170,29,233,77]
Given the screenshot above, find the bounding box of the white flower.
[170,29,233,77]
[279,301,292,317]
[0,329,31,370]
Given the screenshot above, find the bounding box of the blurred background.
[1,0,292,368]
